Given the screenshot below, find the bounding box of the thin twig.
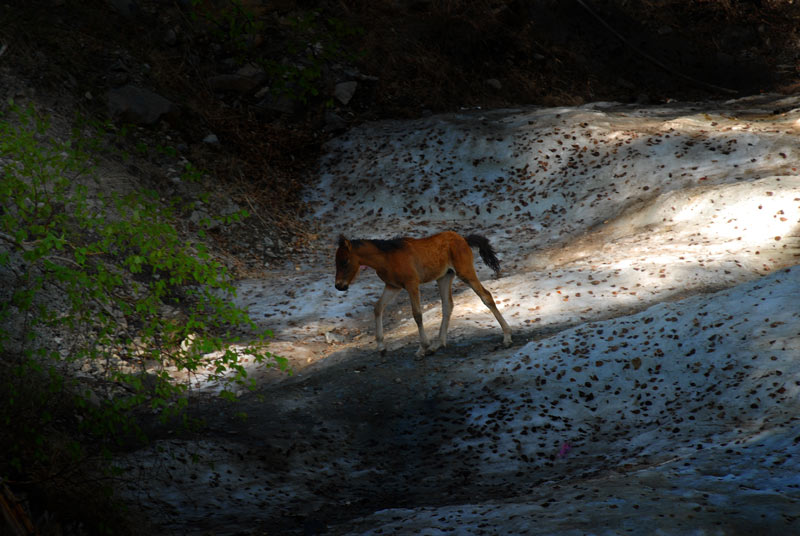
[242,192,272,230]
[0,231,28,250]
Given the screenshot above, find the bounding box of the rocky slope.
[119,93,800,534]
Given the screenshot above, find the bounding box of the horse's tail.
[466,234,501,275]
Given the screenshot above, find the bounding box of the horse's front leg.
[407,283,430,358]
[374,286,400,356]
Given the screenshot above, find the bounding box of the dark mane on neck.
[352,237,407,252]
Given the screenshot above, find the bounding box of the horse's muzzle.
[335,282,348,291]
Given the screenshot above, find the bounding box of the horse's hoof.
[380,348,387,357]
[503,336,513,348]
[415,347,429,359]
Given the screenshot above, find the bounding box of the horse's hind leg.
[375,286,400,356]
[429,271,455,353]
[458,268,512,347]
[406,283,431,358]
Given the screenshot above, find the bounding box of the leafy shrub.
[0,102,284,485]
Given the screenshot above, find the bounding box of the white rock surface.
[121,94,800,535]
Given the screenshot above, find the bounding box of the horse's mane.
[351,237,407,252]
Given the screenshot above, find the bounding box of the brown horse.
[334,230,512,357]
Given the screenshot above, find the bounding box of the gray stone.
[207,75,256,94]
[208,66,267,94]
[106,85,177,125]
[221,201,241,216]
[254,86,271,99]
[334,81,358,105]
[324,111,347,133]
[164,28,178,46]
[190,209,220,230]
[256,92,295,114]
[236,63,266,80]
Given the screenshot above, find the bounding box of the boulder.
[106,85,178,125]
[334,81,357,105]
[208,64,266,94]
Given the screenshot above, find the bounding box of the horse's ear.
[338,235,350,249]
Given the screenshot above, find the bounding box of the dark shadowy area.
[1,0,798,265]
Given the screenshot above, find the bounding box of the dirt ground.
[210,333,529,532]
[134,314,592,534]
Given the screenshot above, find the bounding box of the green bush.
[0,102,285,481]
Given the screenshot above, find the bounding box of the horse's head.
[334,235,359,291]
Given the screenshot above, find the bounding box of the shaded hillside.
[1,0,799,264]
